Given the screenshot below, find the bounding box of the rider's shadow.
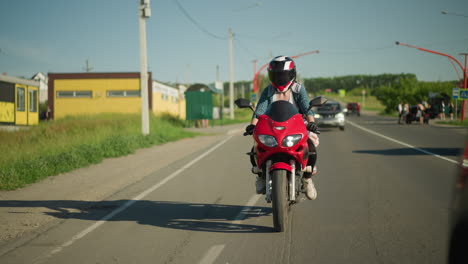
[1,200,274,233]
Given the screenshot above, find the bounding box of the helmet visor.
[269,70,293,87]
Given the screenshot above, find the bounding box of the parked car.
[346,102,360,116]
[448,138,468,263]
[313,101,345,131]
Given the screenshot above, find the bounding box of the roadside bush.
[0,113,198,190]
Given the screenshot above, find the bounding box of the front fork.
[289,160,296,201]
[265,160,297,203]
[265,160,272,202]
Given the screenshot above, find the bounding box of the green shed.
[185,83,222,121]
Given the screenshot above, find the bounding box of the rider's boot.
[302,177,317,200]
[312,165,317,175]
[255,176,266,194]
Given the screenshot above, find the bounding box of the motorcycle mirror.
[235,98,254,111]
[309,96,328,107]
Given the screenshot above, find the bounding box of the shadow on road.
[316,128,344,133]
[0,200,274,233]
[353,147,462,157]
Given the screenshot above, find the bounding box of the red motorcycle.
[235,96,326,232]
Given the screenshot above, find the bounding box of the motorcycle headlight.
[282,134,303,147]
[258,134,278,147]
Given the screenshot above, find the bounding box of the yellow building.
[48,72,152,119]
[152,81,186,119]
[0,74,39,125]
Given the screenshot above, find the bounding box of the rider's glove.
[306,122,319,133]
[244,124,255,136]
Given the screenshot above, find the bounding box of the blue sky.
[0,0,467,84]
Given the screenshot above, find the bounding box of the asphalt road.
[0,114,466,264]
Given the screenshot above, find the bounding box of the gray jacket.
[253,82,314,118]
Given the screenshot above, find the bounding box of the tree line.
[215,73,458,113]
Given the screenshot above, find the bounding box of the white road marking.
[47,136,233,257]
[197,195,261,264]
[347,120,458,164]
[232,194,262,225]
[199,244,225,264]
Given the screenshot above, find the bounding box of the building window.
[17,87,25,111]
[107,90,140,97]
[29,90,37,112]
[161,94,169,101]
[57,91,92,98]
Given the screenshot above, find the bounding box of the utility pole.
[229,28,235,119]
[84,59,93,72]
[139,0,151,135]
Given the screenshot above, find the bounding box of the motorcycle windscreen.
[264,100,299,122]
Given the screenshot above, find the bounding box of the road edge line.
[347,120,458,164]
[45,136,234,259]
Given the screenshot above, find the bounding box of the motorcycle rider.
[245,55,319,200]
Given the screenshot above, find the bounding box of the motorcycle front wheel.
[272,169,289,232]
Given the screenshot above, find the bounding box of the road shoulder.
[0,123,245,253]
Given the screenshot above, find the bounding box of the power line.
[236,32,292,41]
[418,38,468,49]
[173,0,227,40]
[441,10,468,18]
[321,46,396,55]
[232,2,262,12]
[234,37,258,58]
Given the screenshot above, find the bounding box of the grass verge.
[0,113,199,190]
[435,119,468,127]
[204,108,252,126]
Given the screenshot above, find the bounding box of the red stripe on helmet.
[272,81,292,92]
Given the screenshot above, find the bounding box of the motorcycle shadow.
[0,200,275,233]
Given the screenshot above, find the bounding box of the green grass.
[207,108,252,126]
[435,119,468,127]
[0,113,199,190]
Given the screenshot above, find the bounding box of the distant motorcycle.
[235,96,327,232]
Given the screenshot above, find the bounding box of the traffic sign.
[453,88,459,99]
[459,89,468,100]
[251,93,257,102]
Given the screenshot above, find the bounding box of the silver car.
[313,101,346,131]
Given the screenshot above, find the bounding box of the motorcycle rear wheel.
[272,169,289,232]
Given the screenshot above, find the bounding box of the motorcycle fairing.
[254,113,309,170]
